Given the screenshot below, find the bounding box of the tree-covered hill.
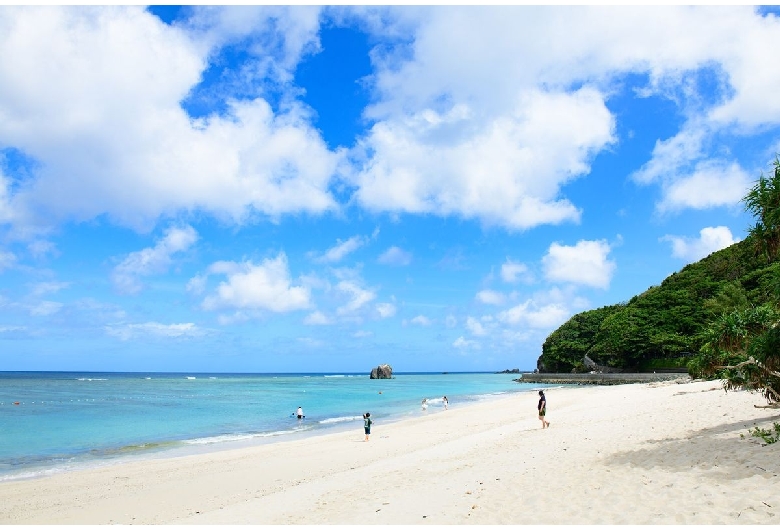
[537,235,780,373]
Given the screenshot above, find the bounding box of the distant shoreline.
[517,372,691,385]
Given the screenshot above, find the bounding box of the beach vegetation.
[749,422,780,444]
[538,157,780,405]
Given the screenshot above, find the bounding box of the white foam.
[319,415,363,425]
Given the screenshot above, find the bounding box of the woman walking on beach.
[538,390,550,428]
[363,412,372,441]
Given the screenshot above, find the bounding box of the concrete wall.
[517,372,692,385]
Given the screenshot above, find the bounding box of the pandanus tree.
[692,158,780,405]
[743,156,780,261]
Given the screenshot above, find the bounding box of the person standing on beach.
[363,412,372,441]
[538,390,550,428]
[443,396,449,410]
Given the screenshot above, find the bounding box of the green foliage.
[749,422,780,444]
[538,156,780,404]
[538,305,620,372]
[743,156,780,262]
[690,158,780,404]
[539,239,772,373]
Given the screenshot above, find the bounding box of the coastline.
[1,379,778,524]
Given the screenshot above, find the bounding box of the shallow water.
[0,371,545,480]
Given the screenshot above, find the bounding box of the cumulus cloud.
[658,162,753,213]
[351,87,609,229]
[661,226,739,263]
[303,310,332,325]
[0,6,340,234]
[335,280,376,316]
[201,252,311,313]
[375,302,397,318]
[465,316,487,336]
[542,239,615,289]
[496,287,589,330]
[500,259,531,284]
[476,289,505,305]
[351,5,780,227]
[408,314,431,326]
[377,246,412,266]
[112,225,198,294]
[105,321,205,341]
[453,336,479,349]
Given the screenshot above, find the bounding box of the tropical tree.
[691,305,780,404]
[743,156,780,262]
[691,157,780,405]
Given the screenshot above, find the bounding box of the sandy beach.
[1,379,778,525]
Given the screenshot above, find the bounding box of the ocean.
[0,371,544,482]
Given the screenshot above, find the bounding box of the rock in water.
[370,364,393,379]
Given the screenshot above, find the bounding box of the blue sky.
[1,5,779,373]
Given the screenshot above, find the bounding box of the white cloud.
[377,246,412,266]
[409,315,431,326]
[465,316,487,336]
[497,300,570,329]
[29,300,63,316]
[453,336,479,349]
[353,6,780,225]
[351,87,609,229]
[313,235,369,264]
[0,250,16,272]
[29,281,70,297]
[500,259,531,284]
[0,6,340,234]
[375,302,396,318]
[303,310,332,325]
[335,280,376,316]
[186,274,207,295]
[105,321,205,341]
[202,252,311,313]
[542,239,615,289]
[661,226,739,263]
[112,225,198,294]
[658,161,753,213]
[496,287,588,331]
[476,289,505,305]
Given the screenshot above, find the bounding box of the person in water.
[421,398,428,411]
[363,412,372,441]
[296,406,304,420]
[537,390,550,428]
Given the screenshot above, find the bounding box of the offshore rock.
[370,364,393,379]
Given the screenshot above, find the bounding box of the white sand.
[1,379,778,525]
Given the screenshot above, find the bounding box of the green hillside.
[537,235,780,373]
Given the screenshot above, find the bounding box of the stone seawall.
[516,372,691,386]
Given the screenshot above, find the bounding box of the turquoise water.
[0,371,543,481]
